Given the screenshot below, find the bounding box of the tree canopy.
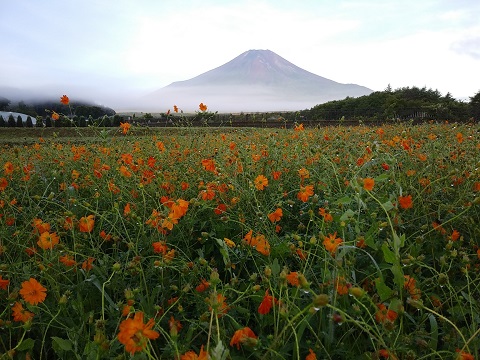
[301,86,473,122]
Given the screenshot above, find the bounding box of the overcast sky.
[1,0,479,110]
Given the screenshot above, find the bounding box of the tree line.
[299,86,480,122]
[0,96,118,127]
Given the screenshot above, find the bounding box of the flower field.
[0,118,479,359]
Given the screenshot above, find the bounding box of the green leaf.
[389,297,403,313]
[337,196,352,205]
[16,338,35,351]
[375,278,393,302]
[210,341,229,360]
[390,263,404,289]
[461,291,478,305]
[428,314,439,351]
[393,233,405,250]
[381,200,394,212]
[215,238,231,266]
[375,173,390,182]
[52,336,73,352]
[271,258,280,277]
[340,209,355,221]
[381,242,396,264]
[364,222,379,250]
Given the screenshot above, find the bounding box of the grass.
[0,121,479,359]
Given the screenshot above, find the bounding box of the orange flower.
[37,231,60,250]
[375,303,398,324]
[208,293,229,316]
[199,102,208,112]
[200,189,216,201]
[450,229,460,241]
[173,105,179,113]
[201,159,216,173]
[258,289,276,315]
[298,167,310,180]
[52,111,60,121]
[404,275,421,300]
[378,349,392,359]
[474,181,480,192]
[363,177,375,191]
[119,165,132,177]
[323,232,343,255]
[456,349,475,360]
[100,230,112,241]
[82,257,95,271]
[267,208,283,223]
[214,203,227,215]
[3,161,14,175]
[318,208,333,222]
[124,203,132,217]
[59,254,77,267]
[286,272,300,286]
[32,218,51,234]
[398,195,413,209]
[117,311,160,355]
[152,241,168,254]
[297,184,314,202]
[230,327,257,349]
[168,315,182,337]
[245,233,270,256]
[306,348,317,360]
[163,249,175,262]
[0,275,10,290]
[335,276,349,295]
[79,215,95,233]
[181,345,209,360]
[156,141,165,152]
[254,175,268,190]
[120,122,131,134]
[195,279,210,293]
[12,301,34,323]
[19,278,47,305]
[60,95,70,105]
[0,177,8,191]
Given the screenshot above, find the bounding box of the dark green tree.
[26,116,33,127]
[103,116,112,127]
[45,116,52,127]
[35,116,44,128]
[16,115,24,127]
[470,90,480,121]
[7,114,16,127]
[0,115,5,127]
[113,115,123,126]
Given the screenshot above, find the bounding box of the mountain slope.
[143,49,373,112]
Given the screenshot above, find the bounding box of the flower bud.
[313,294,329,307]
[349,287,364,299]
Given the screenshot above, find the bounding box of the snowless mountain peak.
[144,49,373,112]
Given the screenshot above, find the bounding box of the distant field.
[0,126,230,144]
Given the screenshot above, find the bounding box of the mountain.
[143,49,373,112]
